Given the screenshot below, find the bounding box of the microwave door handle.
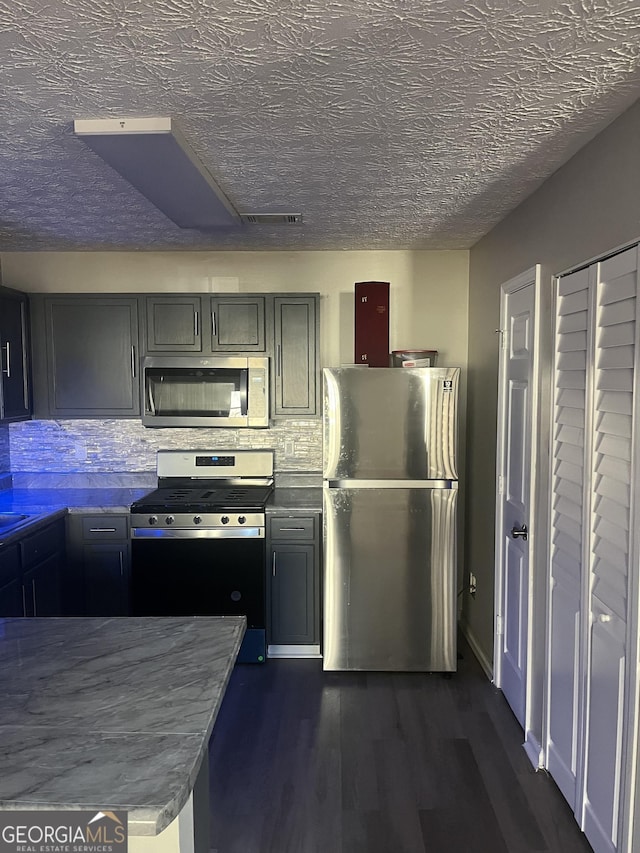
[148,381,156,415]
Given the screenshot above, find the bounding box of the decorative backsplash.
[0,425,10,487]
[8,418,323,476]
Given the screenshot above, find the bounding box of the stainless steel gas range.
[129,449,274,663]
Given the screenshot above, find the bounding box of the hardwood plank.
[209,642,595,853]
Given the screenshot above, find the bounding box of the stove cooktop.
[131,485,274,513]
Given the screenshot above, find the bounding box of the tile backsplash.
[0,425,10,488]
[8,418,323,476]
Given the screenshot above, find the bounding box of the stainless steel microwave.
[141,356,269,428]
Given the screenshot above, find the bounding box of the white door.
[547,244,640,853]
[581,246,639,853]
[547,264,591,808]
[495,268,538,732]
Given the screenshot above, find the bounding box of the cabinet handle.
[194,311,199,338]
[277,344,282,377]
[131,346,136,378]
[32,580,37,616]
[2,341,10,378]
[89,527,117,533]
[279,527,306,531]
[119,551,124,577]
[212,311,217,337]
[22,584,26,616]
[272,552,277,577]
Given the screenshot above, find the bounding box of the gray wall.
[463,97,640,737]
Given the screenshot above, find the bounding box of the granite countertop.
[0,616,245,835]
[0,484,323,545]
[0,484,323,525]
[0,487,153,515]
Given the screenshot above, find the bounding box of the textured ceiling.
[1,0,640,251]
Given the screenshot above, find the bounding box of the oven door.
[130,531,266,663]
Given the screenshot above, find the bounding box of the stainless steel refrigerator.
[322,366,460,672]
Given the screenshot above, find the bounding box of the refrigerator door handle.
[324,478,457,489]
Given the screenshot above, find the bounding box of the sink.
[0,512,33,531]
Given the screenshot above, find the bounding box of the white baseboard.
[524,730,544,769]
[267,644,322,658]
[459,619,493,680]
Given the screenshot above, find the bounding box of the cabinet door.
[22,552,61,616]
[83,543,130,616]
[0,544,23,616]
[210,296,265,351]
[273,296,319,417]
[44,297,140,417]
[145,296,202,352]
[0,292,31,422]
[269,543,318,645]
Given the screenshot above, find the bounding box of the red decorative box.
[354,281,390,367]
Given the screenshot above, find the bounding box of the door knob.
[511,523,528,541]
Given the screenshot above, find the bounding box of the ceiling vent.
[73,117,240,230]
[240,213,303,225]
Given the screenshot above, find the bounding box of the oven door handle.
[131,527,265,539]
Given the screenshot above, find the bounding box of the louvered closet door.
[547,265,590,808]
[582,246,639,853]
[548,244,640,853]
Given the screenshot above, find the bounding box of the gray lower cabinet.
[31,295,140,418]
[0,543,22,616]
[267,514,320,651]
[0,519,64,617]
[66,514,130,616]
[273,296,320,417]
[0,287,31,423]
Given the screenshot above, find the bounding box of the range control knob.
[193,516,202,525]
[221,515,230,525]
[238,516,247,525]
[148,515,158,525]
[165,515,175,525]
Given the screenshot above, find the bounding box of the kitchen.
[1,2,640,852]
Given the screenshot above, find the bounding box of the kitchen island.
[0,616,245,853]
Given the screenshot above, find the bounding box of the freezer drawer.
[323,486,457,671]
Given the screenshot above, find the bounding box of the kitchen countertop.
[0,487,153,515]
[0,616,245,835]
[0,485,323,544]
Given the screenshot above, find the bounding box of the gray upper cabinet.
[273,295,319,417]
[0,287,31,423]
[210,296,266,351]
[32,296,140,418]
[144,296,202,353]
[29,291,319,421]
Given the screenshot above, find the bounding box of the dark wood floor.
[208,640,594,853]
